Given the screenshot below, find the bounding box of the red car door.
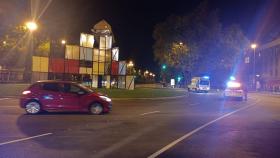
[40,83,63,110]
[59,83,81,111]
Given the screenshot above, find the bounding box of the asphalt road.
[0,92,279,158]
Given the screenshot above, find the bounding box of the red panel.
[49,58,65,73]
[111,61,119,75]
[65,59,79,74]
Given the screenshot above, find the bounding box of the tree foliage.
[153,1,249,84]
[0,24,50,69]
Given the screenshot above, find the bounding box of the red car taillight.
[22,90,31,95]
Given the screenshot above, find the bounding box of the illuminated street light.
[179,42,183,46]
[2,41,7,45]
[251,43,257,91]
[25,21,38,32]
[61,40,66,45]
[251,44,257,49]
[128,61,134,67]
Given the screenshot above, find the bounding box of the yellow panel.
[73,46,80,60]
[32,56,40,72]
[126,76,135,90]
[65,45,72,59]
[40,57,49,72]
[106,76,111,89]
[93,49,99,61]
[98,62,105,75]
[86,68,92,74]
[79,67,87,74]
[93,62,98,74]
[99,50,105,62]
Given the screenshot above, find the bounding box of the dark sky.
[1,0,279,73]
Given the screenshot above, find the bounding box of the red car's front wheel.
[25,101,41,114]
[89,103,103,115]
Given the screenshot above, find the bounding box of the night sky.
[1,0,279,73]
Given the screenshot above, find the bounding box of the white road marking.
[0,105,19,108]
[0,133,53,146]
[190,103,199,106]
[148,100,260,158]
[0,98,11,101]
[140,111,160,116]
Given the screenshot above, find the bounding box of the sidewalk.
[250,91,280,97]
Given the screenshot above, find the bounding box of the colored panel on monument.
[32,56,40,72]
[93,49,99,61]
[85,48,93,61]
[93,62,98,74]
[65,45,72,59]
[126,76,135,90]
[112,47,119,61]
[105,50,111,62]
[72,46,80,60]
[79,67,92,74]
[65,59,79,74]
[118,61,126,75]
[66,45,80,59]
[106,75,111,89]
[118,76,125,89]
[111,61,119,75]
[105,62,111,75]
[79,67,86,74]
[98,62,105,75]
[99,50,105,62]
[49,58,65,73]
[40,57,49,73]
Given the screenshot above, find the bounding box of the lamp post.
[24,21,38,82]
[127,61,134,75]
[251,43,257,90]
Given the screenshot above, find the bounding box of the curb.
[112,94,188,101]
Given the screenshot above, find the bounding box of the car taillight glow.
[227,81,241,88]
[22,90,31,95]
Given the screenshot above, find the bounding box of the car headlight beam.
[100,96,112,102]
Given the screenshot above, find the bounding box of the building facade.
[244,38,280,91]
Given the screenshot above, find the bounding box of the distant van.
[187,76,210,92]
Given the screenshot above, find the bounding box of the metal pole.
[253,48,256,91]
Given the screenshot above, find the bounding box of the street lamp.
[25,21,38,32]
[128,61,134,67]
[61,39,66,45]
[24,21,38,82]
[251,43,257,90]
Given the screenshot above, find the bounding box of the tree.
[0,24,50,69]
[153,1,249,87]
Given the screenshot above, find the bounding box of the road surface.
[0,92,279,158]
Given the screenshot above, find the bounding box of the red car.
[20,80,112,115]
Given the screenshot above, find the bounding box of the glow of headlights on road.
[227,81,241,88]
[100,96,111,102]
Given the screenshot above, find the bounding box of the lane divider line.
[190,103,199,106]
[140,111,160,116]
[0,133,53,146]
[0,98,11,101]
[148,100,260,158]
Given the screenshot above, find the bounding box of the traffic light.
[177,76,182,82]
[162,64,167,70]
